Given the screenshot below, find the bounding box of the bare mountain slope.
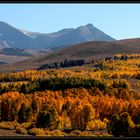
[115,38,140,49]
[0,39,139,72]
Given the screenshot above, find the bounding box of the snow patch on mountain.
[20,30,37,39]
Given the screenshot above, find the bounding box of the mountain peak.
[77,23,94,30]
[85,23,94,28]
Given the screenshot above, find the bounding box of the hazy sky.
[0,4,140,40]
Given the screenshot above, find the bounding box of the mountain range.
[0,21,115,50]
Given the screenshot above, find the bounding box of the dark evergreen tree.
[18,103,26,123]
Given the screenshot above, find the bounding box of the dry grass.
[0,121,33,131]
[0,121,111,137]
[0,123,15,130]
[68,130,112,137]
[28,128,46,136]
[68,130,82,136]
[49,130,67,136]
[43,130,52,136]
[27,128,67,136]
[0,121,20,130]
[79,131,95,136]
[15,127,27,134]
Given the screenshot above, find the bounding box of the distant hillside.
[0,48,32,56]
[0,39,139,72]
[115,38,140,49]
[38,40,139,62]
[0,21,116,50]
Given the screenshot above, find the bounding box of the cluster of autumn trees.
[0,75,140,136]
[0,88,140,136]
[0,56,140,136]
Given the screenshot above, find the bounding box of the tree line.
[37,59,85,70]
